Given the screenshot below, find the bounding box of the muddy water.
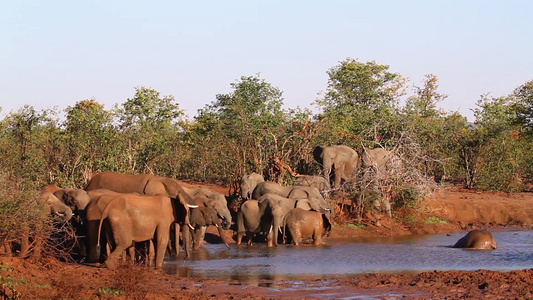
[164,229,532,284]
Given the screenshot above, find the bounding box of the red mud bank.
[1,187,532,299]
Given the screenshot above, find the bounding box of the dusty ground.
[1,183,532,299]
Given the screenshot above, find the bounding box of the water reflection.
[164,229,533,282]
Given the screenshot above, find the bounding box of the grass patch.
[97,287,126,296]
[0,275,28,288]
[346,222,366,229]
[0,264,13,272]
[425,216,448,224]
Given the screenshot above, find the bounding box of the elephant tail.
[96,196,122,247]
[282,212,289,244]
[236,209,244,234]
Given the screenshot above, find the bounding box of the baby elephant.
[283,208,332,246]
[453,230,498,250]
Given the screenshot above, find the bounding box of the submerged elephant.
[283,207,332,246]
[97,194,193,269]
[313,145,359,188]
[239,172,265,200]
[453,230,498,250]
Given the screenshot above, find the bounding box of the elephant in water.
[236,200,263,246]
[453,230,498,250]
[283,207,332,246]
[239,172,265,200]
[252,181,334,215]
[313,145,359,188]
[187,196,230,250]
[236,194,309,247]
[97,194,193,268]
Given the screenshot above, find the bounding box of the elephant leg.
[197,226,207,248]
[154,234,169,269]
[291,227,301,246]
[334,165,343,189]
[313,230,322,246]
[148,240,155,267]
[236,232,244,246]
[266,225,275,247]
[127,246,135,264]
[193,228,202,250]
[246,232,255,246]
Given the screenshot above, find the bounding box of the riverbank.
[1,186,532,299]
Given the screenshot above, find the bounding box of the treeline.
[1,58,533,194]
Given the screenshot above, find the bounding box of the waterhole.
[164,229,532,285]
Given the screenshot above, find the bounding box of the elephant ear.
[313,145,324,164]
[321,212,332,233]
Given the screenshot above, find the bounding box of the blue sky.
[1,0,531,121]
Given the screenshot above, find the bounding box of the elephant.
[18,192,73,258]
[236,200,267,246]
[283,207,332,246]
[40,191,74,222]
[188,201,230,250]
[84,189,145,263]
[452,230,498,250]
[251,181,334,215]
[179,187,232,253]
[236,193,311,247]
[239,172,265,200]
[257,193,301,247]
[54,188,91,211]
[181,187,232,230]
[294,175,331,192]
[313,145,359,189]
[360,147,393,178]
[97,194,193,269]
[52,188,91,258]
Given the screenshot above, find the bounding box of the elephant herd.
[237,173,334,247]
[2,145,498,270]
[3,172,234,269]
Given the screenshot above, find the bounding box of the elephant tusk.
[215,224,219,228]
[187,204,199,208]
[188,224,195,230]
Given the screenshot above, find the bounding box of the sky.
[1,0,532,121]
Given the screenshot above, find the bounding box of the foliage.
[0,60,531,252]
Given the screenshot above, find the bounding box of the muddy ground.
[1,183,532,299]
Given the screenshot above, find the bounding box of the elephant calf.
[283,208,332,246]
[453,230,498,250]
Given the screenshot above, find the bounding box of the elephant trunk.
[182,223,191,259]
[216,225,230,249]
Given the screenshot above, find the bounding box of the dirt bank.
[1,186,532,299]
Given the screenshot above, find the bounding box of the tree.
[115,87,186,173]
[63,99,118,185]
[514,80,533,130]
[0,105,55,188]
[314,58,407,148]
[195,74,286,177]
